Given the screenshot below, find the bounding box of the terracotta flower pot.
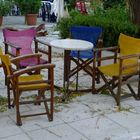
[0,16,3,26]
[26,14,37,25]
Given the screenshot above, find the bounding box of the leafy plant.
[66,0,77,12]
[57,6,139,47]
[0,0,12,16]
[66,0,88,12]
[14,0,41,15]
[90,0,104,15]
[102,0,125,9]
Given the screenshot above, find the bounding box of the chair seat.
[18,75,50,90]
[98,60,138,77]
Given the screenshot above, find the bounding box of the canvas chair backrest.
[0,48,3,55]
[0,54,12,76]
[119,33,140,55]
[70,26,102,46]
[118,33,140,72]
[3,28,36,56]
[70,26,102,58]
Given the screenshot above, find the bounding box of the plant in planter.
[0,0,12,26]
[15,0,41,25]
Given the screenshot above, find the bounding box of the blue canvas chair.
[64,26,103,93]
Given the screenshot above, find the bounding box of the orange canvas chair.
[93,33,140,107]
[0,53,55,126]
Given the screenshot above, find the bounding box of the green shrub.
[66,0,76,12]
[14,0,41,15]
[102,0,125,9]
[57,6,138,47]
[0,0,12,16]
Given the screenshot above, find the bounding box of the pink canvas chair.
[3,27,51,69]
[3,27,53,105]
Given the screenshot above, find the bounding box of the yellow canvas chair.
[0,48,3,55]
[0,53,55,126]
[93,33,140,107]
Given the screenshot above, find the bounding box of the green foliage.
[0,95,7,112]
[57,6,139,47]
[66,0,85,12]
[14,0,41,14]
[102,0,125,9]
[0,0,12,16]
[69,9,81,17]
[66,0,76,11]
[90,0,104,15]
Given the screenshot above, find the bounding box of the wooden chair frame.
[1,54,55,126]
[3,28,52,86]
[93,46,140,106]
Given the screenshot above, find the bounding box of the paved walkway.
[0,16,140,140]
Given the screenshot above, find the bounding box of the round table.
[50,39,93,51]
[50,39,94,98]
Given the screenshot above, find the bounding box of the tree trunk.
[127,0,140,24]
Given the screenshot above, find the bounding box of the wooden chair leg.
[96,61,101,84]
[92,60,97,94]
[116,82,121,107]
[15,90,22,126]
[41,92,51,121]
[34,90,42,105]
[7,80,11,109]
[95,69,100,84]
[11,91,16,108]
[99,71,118,104]
[50,89,54,121]
[96,51,102,83]
[5,75,7,85]
[137,74,140,99]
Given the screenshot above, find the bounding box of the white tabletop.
[50,39,93,51]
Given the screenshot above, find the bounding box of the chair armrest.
[8,63,55,78]
[94,46,119,63]
[11,53,42,63]
[34,38,51,46]
[4,41,21,57]
[119,53,140,60]
[118,53,140,75]
[4,41,21,50]
[34,38,52,63]
[94,46,119,52]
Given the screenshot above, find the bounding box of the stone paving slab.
[0,16,140,140]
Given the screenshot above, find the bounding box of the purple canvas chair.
[3,27,51,69]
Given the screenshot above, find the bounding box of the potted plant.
[0,0,12,26]
[15,0,41,25]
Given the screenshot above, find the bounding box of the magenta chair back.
[3,27,35,55]
[3,28,47,67]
